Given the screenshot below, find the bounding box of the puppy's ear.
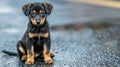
[42,3,53,15]
[22,3,33,16]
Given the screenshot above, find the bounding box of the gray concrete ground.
[0,0,120,67]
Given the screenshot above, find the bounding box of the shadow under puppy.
[3,2,54,65]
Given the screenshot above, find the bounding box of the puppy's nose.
[36,15,41,24]
[36,19,40,24]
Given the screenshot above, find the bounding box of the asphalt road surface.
[0,0,120,67]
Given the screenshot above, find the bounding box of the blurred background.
[0,0,120,67]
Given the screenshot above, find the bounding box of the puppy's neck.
[27,20,49,33]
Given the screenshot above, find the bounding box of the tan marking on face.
[33,10,36,14]
[40,17,46,25]
[30,18,37,25]
[30,15,46,25]
[43,45,53,64]
[39,10,43,14]
[25,46,34,65]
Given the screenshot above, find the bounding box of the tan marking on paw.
[26,46,34,65]
[21,55,27,61]
[43,45,53,64]
[44,55,53,64]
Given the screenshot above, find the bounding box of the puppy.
[3,2,54,65]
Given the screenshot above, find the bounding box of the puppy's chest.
[28,27,49,39]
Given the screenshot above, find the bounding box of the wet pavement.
[0,0,120,67]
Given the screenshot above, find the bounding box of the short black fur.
[2,2,54,65]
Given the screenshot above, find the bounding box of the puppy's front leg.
[25,39,34,65]
[43,37,53,64]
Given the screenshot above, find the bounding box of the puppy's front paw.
[25,57,34,65]
[25,60,34,65]
[44,56,53,64]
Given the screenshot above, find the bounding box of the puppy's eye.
[32,10,36,14]
[39,10,43,13]
[40,11,45,17]
[33,10,36,13]
[30,11,36,17]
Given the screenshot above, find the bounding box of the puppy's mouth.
[30,17,46,26]
[36,19,40,24]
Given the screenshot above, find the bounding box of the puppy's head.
[22,2,53,26]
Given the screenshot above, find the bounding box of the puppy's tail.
[2,50,18,56]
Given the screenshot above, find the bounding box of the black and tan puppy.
[3,2,54,65]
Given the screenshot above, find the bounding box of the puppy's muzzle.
[36,19,40,24]
[36,15,41,24]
